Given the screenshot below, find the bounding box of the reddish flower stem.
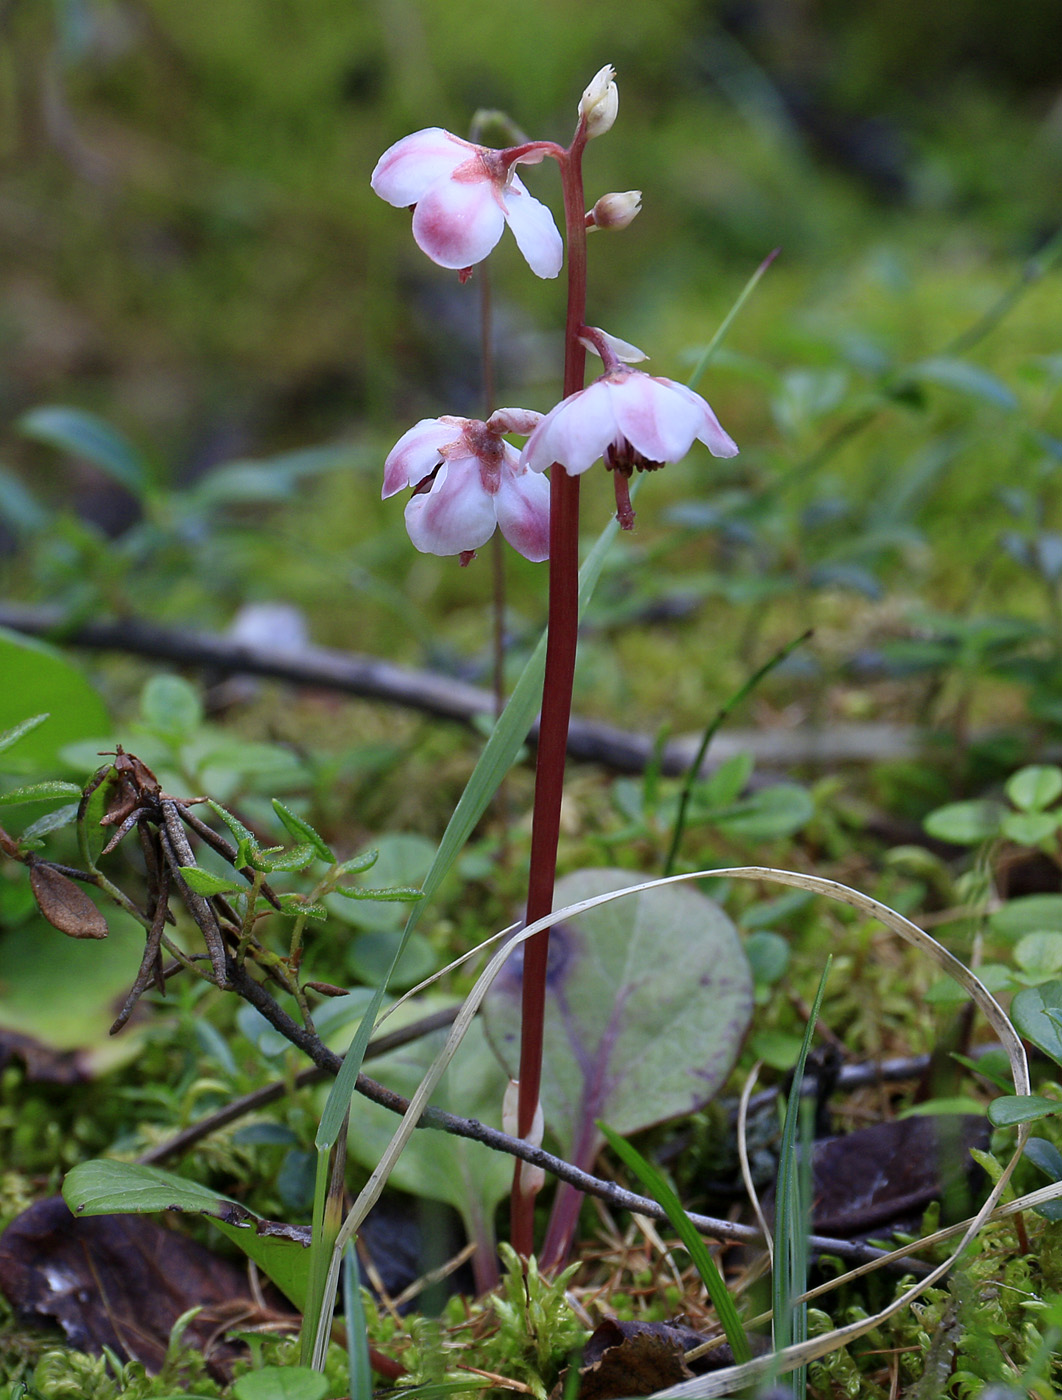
[510,127,589,1257]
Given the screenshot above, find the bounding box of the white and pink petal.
[610,375,706,464]
[382,417,468,497]
[411,177,506,270]
[494,468,551,562]
[370,128,470,207]
[500,177,563,279]
[403,459,497,556]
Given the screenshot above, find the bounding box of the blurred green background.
[0,0,1059,730]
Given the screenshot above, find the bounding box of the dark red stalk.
[510,127,589,1257]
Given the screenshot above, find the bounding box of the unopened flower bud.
[578,64,618,139]
[503,1079,545,1198]
[587,190,642,232]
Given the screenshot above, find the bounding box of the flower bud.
[587,190,642,232]
[503,1079,545,1197]
[578,64,618,139]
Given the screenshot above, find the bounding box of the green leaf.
[0,781,82,805]
[1006,765,1062,813]
[207,799,261,867]
[177,865,245,897]
[276,893,328,921]
[19,405,151,493]
[255,842,316,873]
[62,1159,312,1309]
[324,833,434,932]
[924,799,1005,845]
[140,674,203,741]
[1001,811,1060,846]
[0,464,49,534]
[598,1120,750,1364]
[907,358,1019,411]
[271,799,334,862]
[698,751,755,808]
[987,1094,1062,1127]
[333,849,378,878]
[482,869,753,1157]
[745,930,790,986]
[334,883,425,902]
[1014,933,1062,977]
[0,631,111,773]
[0,714,49,757]
[710,782,814,841]
[990,895,1062,942]
[232,1368,329,1400]
[18,802,80,842]
[345,930,437,991]
[1010,981,1062,1064]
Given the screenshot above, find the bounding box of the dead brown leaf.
[29,861,108,940]
[0,1197,296,1379]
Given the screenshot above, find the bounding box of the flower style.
[371,128,563,278]
[520,346,738,528]
[383,409,550,562]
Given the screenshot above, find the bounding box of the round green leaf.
[1010,980,1062,1064]
[0,631,110,773]
[232,1367,328,1400]
[1001,811,1059,846]
[345,929,437,991]
[483,868,753,1157]
[1006,765,1062,813]
[1014,933,1062,977]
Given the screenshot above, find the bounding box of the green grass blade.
[597,1120,750,1364]
[686,247,779,391]
[663,629,811,877]
[772,958,832,1394]
[343,1246,372,1400]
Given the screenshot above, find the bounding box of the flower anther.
[383,409,549,562]
[371,128,563,278]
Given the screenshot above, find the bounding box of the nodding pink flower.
[383,409,550,563]
[371,129,563,279]
[520,342,738,529]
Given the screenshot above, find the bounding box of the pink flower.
[520,364,738,528]
[371,129,563,279]
[383,409,550,562]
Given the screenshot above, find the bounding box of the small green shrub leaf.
[272,799,334,862]
[0,781,82,806]
[924,799,1005,844]
[0,713,49,758]
[19,405,151,494]
[63,1160,312,1309]
[987,1094,1062,1127]
[177,866,244,897]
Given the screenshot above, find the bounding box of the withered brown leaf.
[29,861,108,940]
